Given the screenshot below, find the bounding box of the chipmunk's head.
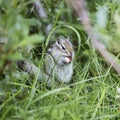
[47,37,74,66]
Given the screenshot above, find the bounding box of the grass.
[0,0,120,119]
[1,41,120,119]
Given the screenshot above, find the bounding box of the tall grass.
[0,0,120,119]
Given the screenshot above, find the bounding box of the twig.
[33,0,52,34]
[33,0,47,19]
[67,0,120,73]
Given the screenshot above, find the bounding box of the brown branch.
[67,0,120,73]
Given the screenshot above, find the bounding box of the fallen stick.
[67,0,120,73]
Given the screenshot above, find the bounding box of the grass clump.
[0,0,120,119]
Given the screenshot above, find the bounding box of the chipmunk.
[45,37,74,82]
[17,37,74,88]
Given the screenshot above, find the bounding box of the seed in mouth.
[64,56,72,64]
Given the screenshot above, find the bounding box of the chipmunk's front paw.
[63,56,72,65]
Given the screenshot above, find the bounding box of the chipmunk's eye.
[61,45,66,50]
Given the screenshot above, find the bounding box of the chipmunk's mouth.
[63,56,72,64]
[47,49,72,65]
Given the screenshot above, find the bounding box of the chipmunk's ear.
[67,36,72,42]
[56,37,61,44]
[56,36,64,44]
[57,37,62,41]
[58,36,64,40]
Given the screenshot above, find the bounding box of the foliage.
[0,0,120,119]
[94,0,120,54]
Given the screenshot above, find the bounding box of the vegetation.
[0,0,120,119]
